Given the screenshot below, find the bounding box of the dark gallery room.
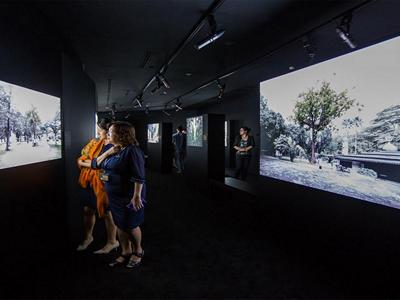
[1,0,400,298]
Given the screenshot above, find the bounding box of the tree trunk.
[5,118,10,151]
[310,128,316,164]
[5,100,10,151]
[354,131,357,154]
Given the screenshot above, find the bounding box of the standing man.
[172,125,186,173]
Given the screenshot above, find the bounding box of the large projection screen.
[260,36,400,209]
[0,80,62,169]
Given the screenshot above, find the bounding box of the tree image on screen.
[0,80,61,169]
[187,116,203,147]
[260,35,400,209]
[147,123,160,143]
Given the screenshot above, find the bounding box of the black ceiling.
[31,0,385,112]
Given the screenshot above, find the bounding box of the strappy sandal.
[126,250,144,268]
[108,253,131,267]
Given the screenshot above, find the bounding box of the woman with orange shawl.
[76,118,119,253]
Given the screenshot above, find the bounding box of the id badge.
[99,172,109,182]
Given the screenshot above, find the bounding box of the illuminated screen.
[225,121,228,147]
[260,36,400,209]
[147,123,160,143]
[0,80,61,169]
[187,116,203,147]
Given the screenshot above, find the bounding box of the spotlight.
[336,14,356,49]
[195,30,225,50]
[216,79,226,99]
[194,14,225,50]
[157,74,170,89]
[175,98,183,112]
[151,77,162,94]
[145,105,150,115]
[132,93,143,108]
[336,27,356,49]
[302,36,316,62]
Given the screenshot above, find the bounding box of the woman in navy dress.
[94,121,146,268]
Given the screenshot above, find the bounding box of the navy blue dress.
[94,144,146,230]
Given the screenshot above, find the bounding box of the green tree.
[361,105,400,151]
[342,116,363,153]
[26,106,41,140]
[293,81,354,163]
[45,110,61,144]
[274,134,306,162]
[0,85,12,150]
[260,95,286,155]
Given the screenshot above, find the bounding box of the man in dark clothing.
[172,125,186,173]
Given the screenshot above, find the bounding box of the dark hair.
[97,118,111,131]
[109,121,139,147]
[177,125,184,132]
[240,126,251,133]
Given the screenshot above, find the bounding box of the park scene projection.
[0,80,61,169]
[260,36,400,209]
[147,123,160,143]
[187,116,203,147]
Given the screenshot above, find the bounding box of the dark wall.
[196,88,260,175]
[0,3,97,251]
[62,53,97,242]
[100,85,260,175]
[0,3,65,252]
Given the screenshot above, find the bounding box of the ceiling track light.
[175,98,183,112]
[336,13,356,49]
[145,106,150,115]
[302,36,316,62]
[195,14,225,50]
[216,79,226,99]
[157,74,171,89]
[162,109,171,116]
[132,93,143,108]
[151,77,162,94]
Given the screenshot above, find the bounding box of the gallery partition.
[185,114,225,186]
[226,120,240,169]
[147,122,173,173]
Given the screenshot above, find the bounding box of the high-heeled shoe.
[108,253,131,267]
[76,236,94,251]
[93,241,120,254]
[126,250,144,268]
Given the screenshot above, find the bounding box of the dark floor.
[1,171,400,298]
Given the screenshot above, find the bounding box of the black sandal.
[108,254,131,267]
[126,250,144,268]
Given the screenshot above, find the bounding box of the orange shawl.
[77,138,108,217]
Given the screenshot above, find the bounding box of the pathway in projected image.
[0,140,61,169]
[260,155,400,209]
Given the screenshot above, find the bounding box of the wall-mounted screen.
[187,116,203,147]
[260,36,400,209]
[0,80,61,169]
[147,123,160,144]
